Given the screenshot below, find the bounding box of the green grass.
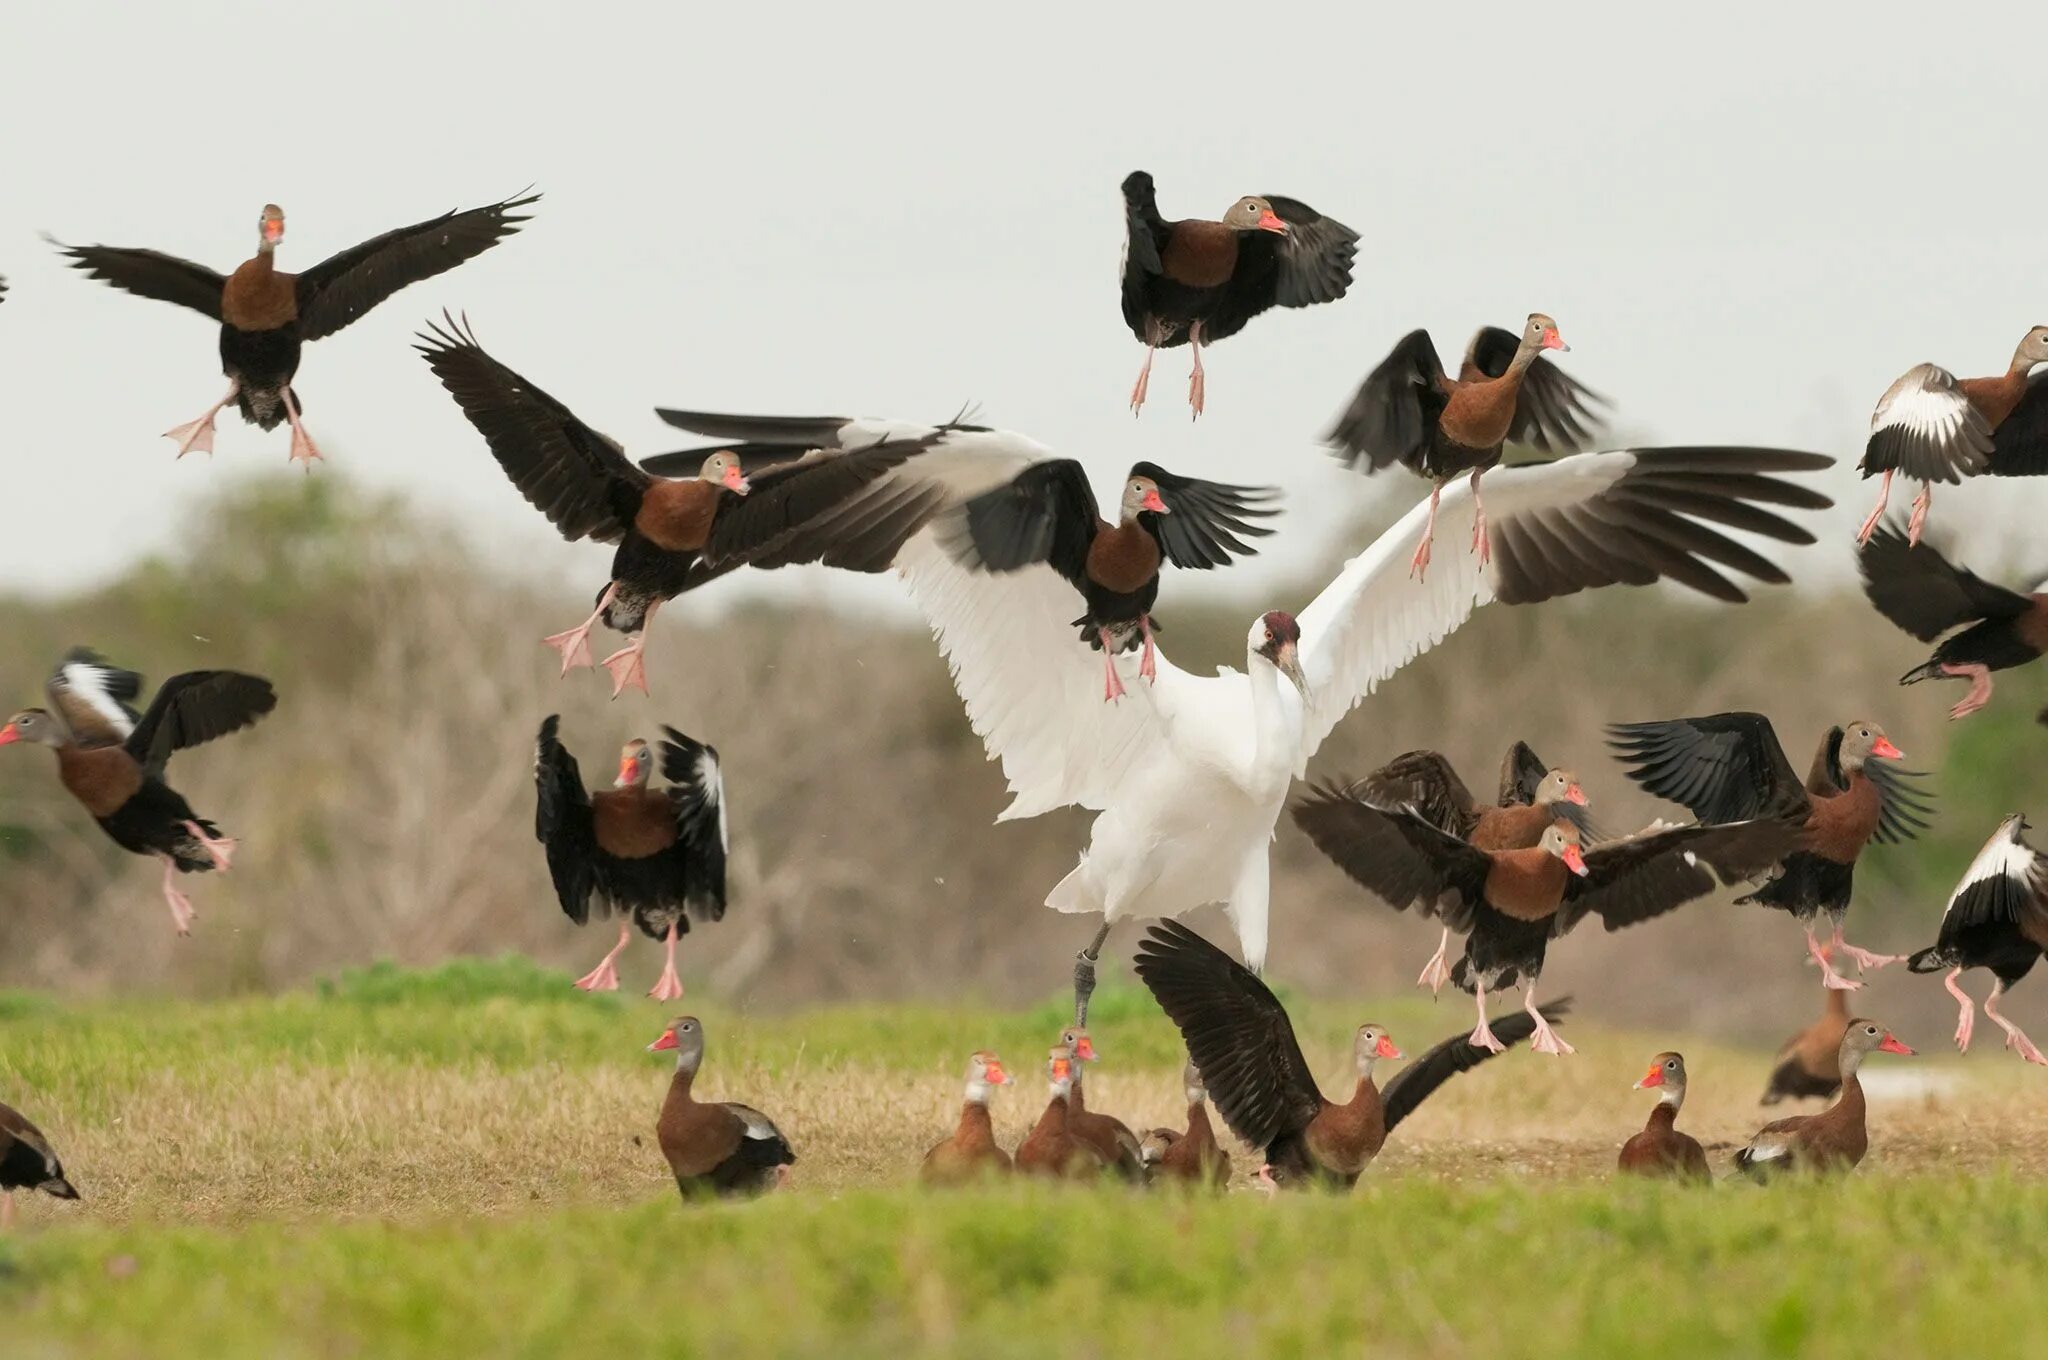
[7,1180,2046,1359]
[3,959,2042,1359]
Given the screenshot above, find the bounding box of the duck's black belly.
[220,323,303,430]
[1452,909,1552,992]
[1074,576,1161,651]
[97,779,219,870]
[675,1135,793,1199]
[1137,278,1227,338]
[1737,851,1853,920]
[601,536,702,633]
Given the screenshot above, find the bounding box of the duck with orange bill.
[1907,814,2048,1066]
[1351,742,1598,994]
[648,1016,793,1199]
[1292,785,1793,1055]
[1134,921,1565,1191]
[1119,170,1358,416]
[1735,1021,1913,1178]
[1054,1026,1144,1180]
[1,649,275,938]
[1609,714,1935,990]
[50,193,537,463]
[921,1051,1013,1185]
[1014,1047,1110,1181]
[1618,1053,1710,1181]
[1325,313,1604,578]
[418,317,949,696]
[533,716,726,1002]
[939,458,1278,701]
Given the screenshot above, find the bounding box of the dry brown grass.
[11,1006,2044,1233]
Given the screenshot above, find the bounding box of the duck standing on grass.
[649,1017,793,1199]
[1735,1020,1913,1178]
[1617,1052,1710,1181]
[920,1051,1013,1185]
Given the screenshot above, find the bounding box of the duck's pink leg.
[600,600,661,698]
[1186,322,1206,419]
[181,821,236,872]
[1468,469,1491,568]
[1805,926,1860,990]
[1856,470,1893,545]
[573,920,631,993]
[543,584,617,675]
[1944,968,1976,1052]
[1138,615,1158,683]
[1985,981,2048,1065]
[1939,663,1994,720]
[1128,346,1155,415]
[1253,1165,1279,1200]
[280,388,324,466]
[1099,628,1127,702]
[164,383,238,458]
[648,923,684,1002]
[772,1164,794,1191]
[158,855,195,936]
[1907,484,1931,546]
[1828,924,1904,973]
[1410,485,1441,580]
[1523,981,1574,1055]
[1468,982,1505,1053]
[1415,928,1453,995]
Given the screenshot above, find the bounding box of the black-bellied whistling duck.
[1735,1020,1913,1178]
[1617,1052,1710,1181]
[534,716,726,1002]
[1055,1026,1144,1180]
[1857,327,2048,544]
[1859,524,2048,722]
[51,194,537,464]
[1014,1047,1111,1181]
[648,1016,793,1199]
[1,1100,78,1229]
[1325,315,1603,578]
[1908,814,2048,1066]
[1120,170,1358,417]
[418,317,938,697]
[1293,788,1793,1055]
[920,1050,1013,1185]
[0,649,275,937]
[1135,921,1567,1191]
[1609,714,1935,990]
[940,459,1278,701]
[1356,743,1595,993]
[1139,1058,1232,1190]
[1760,972,1852,1105]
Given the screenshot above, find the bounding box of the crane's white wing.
[896,529,1173,820]
[1293,448,1833,766]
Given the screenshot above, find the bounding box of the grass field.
[4,958,2046,1359]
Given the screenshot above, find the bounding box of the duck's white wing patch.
[725,1103,784,1141]
[696,749,728,853]
[1864,363,1993,482]
[46,650,143,748]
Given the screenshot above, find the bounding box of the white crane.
[644,414,1832,1022]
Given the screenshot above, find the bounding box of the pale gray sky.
[5,2,2047,603]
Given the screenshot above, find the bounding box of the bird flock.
[5,172,2048,1212]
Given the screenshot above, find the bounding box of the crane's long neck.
[1244,655,1299,793]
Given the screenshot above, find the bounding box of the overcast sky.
[5,3,2046,608]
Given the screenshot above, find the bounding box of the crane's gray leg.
[1073,921,1113,1026]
